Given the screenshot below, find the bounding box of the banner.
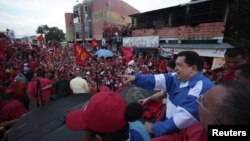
[123,36,159,48]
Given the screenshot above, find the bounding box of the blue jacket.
[129,120,150,141]
[134,72,214,137]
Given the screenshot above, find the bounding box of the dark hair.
[0,93,11,101]
[168,59,176,69]
[35,68,44,77]
[125,102,144,122]
[87,124,129,141]
[60,73,68,79]
[235,63,250,79]
[225,48,248,58]
[177,51,203,71]
[217,81,250,124]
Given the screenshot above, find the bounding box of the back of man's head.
[35,68,44,77]
[235,63,250,80]
[177,51,203,71]
[168,59,176,70]
[218,81,250,124]
[225,48,248,58]
[125,102,144,122]
[75,68,82,76]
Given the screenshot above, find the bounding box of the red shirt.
[28,77,53,102]
[10,70,17,80]
[0,85,5,94]
[158,60,167,72]
[7,81,28,101]
[0,100,28,123]
[216,69,235,84]
[0,68,5,79]
[30,60,37,72]
[222,70,235,81]
[152,124,207,141]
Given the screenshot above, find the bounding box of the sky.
[0,0,190,38]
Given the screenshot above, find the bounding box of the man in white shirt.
[70,68,90,94]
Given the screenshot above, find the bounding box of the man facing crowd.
[119,51,215,137]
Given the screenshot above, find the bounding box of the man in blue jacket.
[119,51,214,137]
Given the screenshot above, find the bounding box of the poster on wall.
[123,36,159,48]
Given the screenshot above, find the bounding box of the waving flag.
[91,39,98,49]
[122,46,134,64]
[75,44,90,65]
[0,43,5,61]
[37,34,44,42]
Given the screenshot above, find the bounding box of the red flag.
[122,47,134,64]
[37,34,44,42]
[91,39,98,49]
[0,43,5,61]
[75,44,90,65]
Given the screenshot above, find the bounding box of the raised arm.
[138,90,166,105]
[117,74,136,84]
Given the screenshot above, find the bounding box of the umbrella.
[95,49,113,58]
[7,94,92,141]
[120,85,158,103]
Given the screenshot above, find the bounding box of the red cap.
[66,91,127,132]
[99,85,110,92]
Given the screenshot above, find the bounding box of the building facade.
[125,0,235,57]
[65,13,75,42]
[122,0,238,70]
[65,0,139,42]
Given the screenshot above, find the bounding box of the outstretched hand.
[117,75,136,85]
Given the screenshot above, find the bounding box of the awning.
[161,43,234,49]
[160,43,234,58]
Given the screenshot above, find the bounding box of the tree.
[36,25,65,44]
[36,25,49,34]
[46,27,65,43]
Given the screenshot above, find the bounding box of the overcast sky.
[0,0,190,38]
